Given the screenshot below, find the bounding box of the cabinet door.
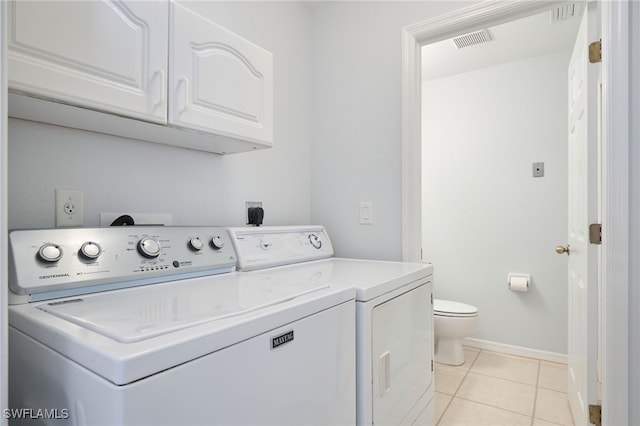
[8,1,168,123]
[169,2,273,147]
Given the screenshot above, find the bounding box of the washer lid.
[9,272,355,386]
[434,299,478,315]
[36,274,328,343]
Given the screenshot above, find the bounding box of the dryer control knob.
[38,243,63,263]
[79,242,101,260]
[308,234,322,249]
[138,237,161,258]
[211,236,225,250]
[189,237,204,251]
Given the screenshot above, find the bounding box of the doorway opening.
[420,8,579,361]
[402,2,631,425]
[400,1,614,424]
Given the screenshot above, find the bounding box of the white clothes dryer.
[227,226,435,426]
[7,226,356,425]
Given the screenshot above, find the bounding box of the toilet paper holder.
[508,273,530,292]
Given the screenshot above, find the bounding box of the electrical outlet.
[56,189,84,227]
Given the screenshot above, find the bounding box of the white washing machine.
[7,226,356,425]
[227,226,435,426]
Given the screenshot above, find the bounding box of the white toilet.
[434,299,479,366]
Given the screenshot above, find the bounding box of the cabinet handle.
[379,351,391,397]
[177,77,190,115]
[152,70,165,111]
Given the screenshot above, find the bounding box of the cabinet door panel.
[170,2,273,146]
[8,1,168,122]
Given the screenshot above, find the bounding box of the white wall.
[421,52,569,354]
[8,1,312,230]
[309,1,474,260]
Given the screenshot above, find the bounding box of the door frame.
[400,1,629,425]
[1,0,8,418]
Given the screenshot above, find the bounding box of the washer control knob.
[79,242,101,260]
[211,236,225,250]
[259,240,272,250]
[38,243,63,263]
[138,237,161,258]
[189,237,204,251]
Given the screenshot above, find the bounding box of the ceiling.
[421,5,583,81]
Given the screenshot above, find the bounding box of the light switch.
[360,201,373,225]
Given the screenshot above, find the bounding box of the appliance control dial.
[308,234,322,249]
[79,242,101,260]
[211,236,225,250]
[259,240,271,250]
[189,237,204,251]
[137,237,162,258]
[38,243,63,263]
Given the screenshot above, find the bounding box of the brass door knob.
[555,245,570,255]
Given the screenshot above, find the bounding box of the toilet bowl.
[434,299,479,366]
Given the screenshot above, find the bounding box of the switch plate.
[360,201,373,225]
[533,162,545,177]
[55,189,84,227]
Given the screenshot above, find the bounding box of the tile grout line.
[465,369,541,387]
[451,395,537,419]
[457,350,541,422]
[530,359,541,426]
[436,348,482,425]
[436,347,572,426]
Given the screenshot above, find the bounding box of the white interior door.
[565,3,600,425]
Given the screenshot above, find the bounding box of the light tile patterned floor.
[435,347,575,426]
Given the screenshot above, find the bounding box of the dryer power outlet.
[55,189,84,227]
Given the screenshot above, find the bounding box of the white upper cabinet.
[7,1,274,154]
[169,2,273,146]
[8,1,168,123]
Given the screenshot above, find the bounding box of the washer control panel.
[8,227,236,304]
[226,226,334,271]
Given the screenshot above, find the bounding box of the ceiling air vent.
[551,3,583,22]
[452,29,492,49]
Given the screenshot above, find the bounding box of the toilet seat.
[434,299,478,317]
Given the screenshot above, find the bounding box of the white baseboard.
[463,337,568,365]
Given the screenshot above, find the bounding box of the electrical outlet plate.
[55,189,84,227]
[246,201,262,209]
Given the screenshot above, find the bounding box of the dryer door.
[372,282,433,425]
